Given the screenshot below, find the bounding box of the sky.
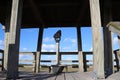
[0,23,119,65]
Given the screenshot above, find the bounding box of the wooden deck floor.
[0,71,97,80]
[0,71,120,80]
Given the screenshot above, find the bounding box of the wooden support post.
[104,29,114,75]
[118,36,120,48]
[83,53,87,71]
[103,0,114,76]
[116,50,120,66]
[114,50,119,71]
[3,1,11,72]
[35,28,44,73]
[7,0,23,79]
[89,0,105,79]
[4,21,10,71]
[77,27,84,72]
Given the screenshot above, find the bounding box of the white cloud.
[71,39,77,44]
[22,48,27,51]
[89,47,93,51]
[42,49,47,52]
[42,44,56,52]
[62,47,71,50]
[49,49,55,52]
[19,54,33,60]
[43,37,54,42]
[63,38,77,45]
[62,55,78,60]
[19,54,24,59]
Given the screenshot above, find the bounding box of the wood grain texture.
[7,0,23,79]
[77,27,84,72]
[89,0,104,79]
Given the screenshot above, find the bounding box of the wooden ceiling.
[0,0,120,28]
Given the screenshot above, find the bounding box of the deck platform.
[0,71,120,80]
[0,71,97,80]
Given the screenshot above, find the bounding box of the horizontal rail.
[19,60,35,62]
[19,52,93,55]
[0,59,3,61]
[0,49,4,53]
[40,60,79,63]
[40,60,56,62]
[20,52,36,54]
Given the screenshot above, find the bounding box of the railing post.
[2,50,4,71]
[83,53,87,72]
[35,28,44,73]
[77,27,84,72]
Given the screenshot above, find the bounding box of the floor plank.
[56,73,65,80]
[71,72,81,80]
[65,72,75,80]
[106,71,120,80]
[0,71,111,80]
[46,74,56,80]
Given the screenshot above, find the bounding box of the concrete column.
[89,0,105,79]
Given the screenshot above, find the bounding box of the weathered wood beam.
[6,0,23,79]
[107,22,120,36]
[20,52,36,54]
[103,0,114,76]
[34,28,44,73]
[76,27,84,72]
[19,52,93,55]
[3,1,12,72]
[89,0,105,79]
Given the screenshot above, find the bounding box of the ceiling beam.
[38,3,80,6]
[29,0,45,26]
[76,0,89,26]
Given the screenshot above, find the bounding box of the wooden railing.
[0,49,4,71]
[0,50,119,72]
[19,52,93,72]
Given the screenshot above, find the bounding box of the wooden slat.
[60,60,78,63]
[19,52,92,55]
[71,72,81,80]
[46,74,56,80]
[40,60,56,62]
[19,60,35,62]
[65,72,75,80]
[56,73,65,80]
[19,52,36,55]
[40,60,92,63]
